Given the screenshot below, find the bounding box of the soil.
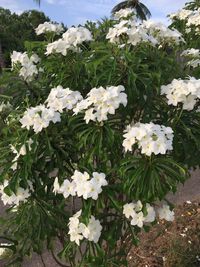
[128,201,200,267]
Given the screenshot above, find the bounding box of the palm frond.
[139,2,151,19]
[111,1,129,14]
[135,4,147,20]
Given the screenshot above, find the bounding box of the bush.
[0,3,200,266]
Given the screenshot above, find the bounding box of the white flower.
[46,85,83,112]
[123,201,157,226]
[19,62,38,81]
[69,230,84,246]
[11,51,41,82]
[187,59,200,68]
[0,180,31,206]
[127,25,158,46]
[68,211,102,245]
[35,22,63,35]
[123,201,142,218]
[85,216,102,243]
[92,172,108,187]
[142,20,184,45]
[0,248,5,256]
[73,171,107,200]
[71,170,90,184]
[46,39,72,56]
[181,49,200,68]
[161,77,200,110]
[73,85,127,123]
[144,204,156,223]
[123,203,136,219]
[73,99,91,115]
[87,179,102,200]
[62,27,93,46]
[10,139,33,170]
[20,105,61,133]
[181,48,200,58]
[169,9,193,21]
[123,122,174,156]
[68,210,84,245]
[182,94,197,110]
[76,180,91,199]
[114,8,134,20]
[60,180,76,198]
[53,177,62,194]
[30,54,40,63]
[46,27,92,56]
[0,102,12,113]
[11,51,29,66]
[158,204,175,221]
[54,171,107,201]
[186,8,200,30]
[130,211,145,228]
[106,19,184,47]
[79,222,90,239]
[84,108,96,123]
[0,246,8,257]
[134,200,143,211]
[106,20,129,43]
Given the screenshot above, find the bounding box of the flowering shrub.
[0,4,200,266]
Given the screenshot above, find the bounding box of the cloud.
[143,0,187,17]
[0,0,24,14]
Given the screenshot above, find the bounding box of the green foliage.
[0,9,199,267]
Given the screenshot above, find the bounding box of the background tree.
[112,0,151,20]
[0,40,4,70]
[0,8,49,66]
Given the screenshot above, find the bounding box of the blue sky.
[0,0,187,26]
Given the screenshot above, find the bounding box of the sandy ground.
[0,170,199,267]
[167,169,200,204]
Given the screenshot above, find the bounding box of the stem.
[0,94,12,99]
[173,107,183,126]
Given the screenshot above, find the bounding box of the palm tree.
[34,0,41,5]
[112,0,151,21]
[186,0,200,10]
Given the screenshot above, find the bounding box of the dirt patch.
[128,201,200,267]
